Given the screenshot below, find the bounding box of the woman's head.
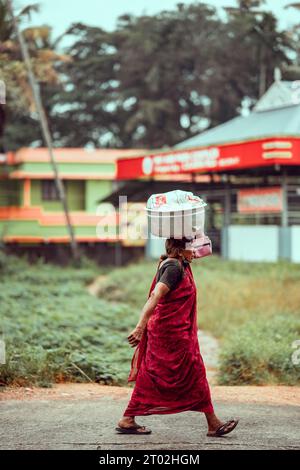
[160,237,194,263]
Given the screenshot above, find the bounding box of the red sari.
[123,262,214,416]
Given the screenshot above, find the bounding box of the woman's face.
[180,248,194,263]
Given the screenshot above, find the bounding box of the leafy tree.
[0,1,297,150]
[47,23,118,148]
[0,0,69,150]
[108,4,218,147]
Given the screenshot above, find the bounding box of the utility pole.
[6,0,80,262]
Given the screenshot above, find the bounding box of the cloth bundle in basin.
[146,190,207,238]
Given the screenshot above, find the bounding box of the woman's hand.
[127,325,144,348]
[127,285,169,348]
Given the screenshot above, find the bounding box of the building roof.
[176,77,300,149]
[1,147,147,180]
[253,79,300,112]
[116,77,300,179]
[175,103,300,149]
[7,147,146,164]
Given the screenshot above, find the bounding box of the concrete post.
[279,169,291,260]
[222,184,231,260]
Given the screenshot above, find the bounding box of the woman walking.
[116,237,239,437]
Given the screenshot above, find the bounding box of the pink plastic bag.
[187,235,212,258]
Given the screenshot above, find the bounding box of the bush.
[218,315,300,385]
[0,253,136,387]
[1,252,300,387]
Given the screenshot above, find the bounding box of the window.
[42,180,60,201]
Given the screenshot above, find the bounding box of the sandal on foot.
[207,419,239,437]
[115,425,152,434]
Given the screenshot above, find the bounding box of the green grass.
[95,255,300,385]
[1,252,299,386]
[0,253,138,387]
[96,255,300,337]
[218,315,300,385]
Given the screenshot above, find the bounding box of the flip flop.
[207,419,239,437]
[115,425,152,434]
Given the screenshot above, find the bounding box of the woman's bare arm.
[127,282,170,347]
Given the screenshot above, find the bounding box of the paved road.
[1,394,299,450]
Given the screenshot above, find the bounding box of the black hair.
[159,237,190,262]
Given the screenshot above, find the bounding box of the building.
[0,147,145,262]
[1,75,300,263]
[115,76,300,263]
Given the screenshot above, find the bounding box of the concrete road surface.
[1,390,299,450]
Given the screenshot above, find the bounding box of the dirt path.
[198,329,219,382]
[87,274,107,296]
[1,383,299,406]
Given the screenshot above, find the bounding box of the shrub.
[218,315,300,385]
[0,253,135,387]
[1,252,300,387]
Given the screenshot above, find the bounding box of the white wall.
[228,225,279,262]
[145,236,166,259]
[290,226,300,263]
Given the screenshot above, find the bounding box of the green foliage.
[95,258,156,308]
[97,255,300,338]
[218,315,300,385]
[2,2,297,149]
[51,3,292,149]
[96,255,300,386]
[1,253,299,386]
[0,253,136,387]
[191,256,300,338]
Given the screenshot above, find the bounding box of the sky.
[15,0,300,43]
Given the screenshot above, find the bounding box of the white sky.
[15,0,300,43]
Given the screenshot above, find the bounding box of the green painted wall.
[0,176,117,241]
[85,180,113,213]
[31,180,85,211]
[66,180,85,211]
[0,219,117,239]
[0,181,10,206]
[0,180,21,206]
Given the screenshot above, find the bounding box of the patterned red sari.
[123,262,214,416]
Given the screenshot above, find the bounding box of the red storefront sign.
[116,137,300,180]
[238,187,283,213]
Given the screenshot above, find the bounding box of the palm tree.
[0,1,69,133]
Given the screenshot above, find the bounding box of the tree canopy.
[1,1,299,150]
